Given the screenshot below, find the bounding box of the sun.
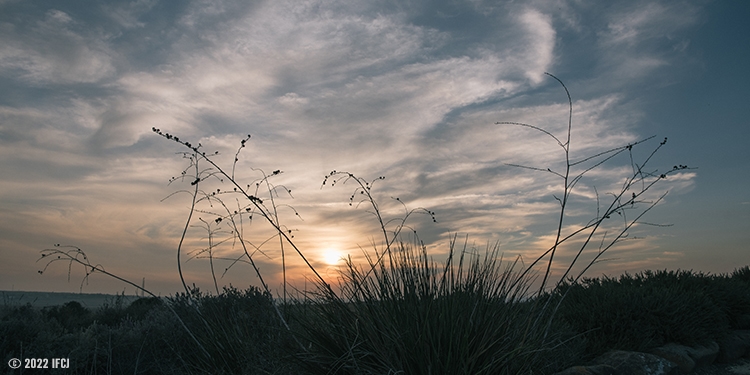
[322,248,344,265]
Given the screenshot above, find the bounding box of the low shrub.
[44,300,93,332]
[550,269,738,361]
[161,285,302,374]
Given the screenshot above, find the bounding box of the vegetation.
[4,268,750,374]
[2,288,297,374]
[20,74,727,374]
[288,238,584,375]
[548,267,750,363]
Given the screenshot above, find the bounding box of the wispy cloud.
[597,2,700,81]
[0,9,116,84]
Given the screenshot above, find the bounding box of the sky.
[1,0,748,296]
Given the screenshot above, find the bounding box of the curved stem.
[176,160,200,296]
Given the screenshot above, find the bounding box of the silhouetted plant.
[153,129,327,301]
[499,73,694,298]
[493,73,695,347]
[321,171,436,288]
[290,237,584,375]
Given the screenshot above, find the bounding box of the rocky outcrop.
[649,341,719,372]
[552,364,618,375]
[716,330,750,363]
[552,329,750,375]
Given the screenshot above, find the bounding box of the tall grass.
[289,237,583,375]
[33,73,700,374]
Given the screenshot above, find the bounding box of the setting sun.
[322,248,345,266]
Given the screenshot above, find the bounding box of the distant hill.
[1,290,143,309]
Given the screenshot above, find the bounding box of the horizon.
[1,0,748,296]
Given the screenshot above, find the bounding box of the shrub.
[125,296,164,321]
[1,304,73,371]
[44,300,93,332]
[550,270,732,361]
[161,285,302,374]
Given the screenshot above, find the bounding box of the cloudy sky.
[1,0,748,296]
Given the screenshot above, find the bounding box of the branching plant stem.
[152,129,333,297]
[37,245,212,359]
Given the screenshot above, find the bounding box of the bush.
[44,300,93,332]
[160,285,302,375]
[550,269,735,361]
[125,296,164,321]
[1,304,75,372]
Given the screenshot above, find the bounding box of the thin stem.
[538,72,573,296]
[198,218,220,295]
[176,159,200,296]
[154,128,335,296]
[38,246,212,359]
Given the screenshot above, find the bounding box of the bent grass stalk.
[37,245,212,359]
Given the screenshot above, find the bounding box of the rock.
[553,350,679,375]
[689,341,720,367]
[717,330,750,363]
[551,336,750,375]
[591,350,680,375]
[650,344,696,373]
[552,364,617,375]
[649,341,719,373]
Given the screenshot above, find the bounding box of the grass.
[287,238,582,375]
[24,73,715,374]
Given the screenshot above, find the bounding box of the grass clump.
[289,238,584,375]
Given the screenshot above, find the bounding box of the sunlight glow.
[322,248,345,265]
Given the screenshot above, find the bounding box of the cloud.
[517,8,556,83]
[102,0,157,29]
[596,2,700,80]
[0,9,116,84]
